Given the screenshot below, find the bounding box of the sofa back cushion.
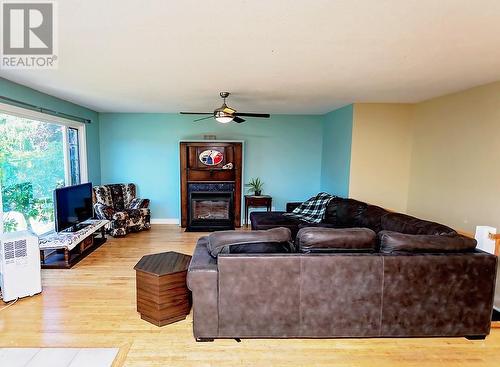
[122,183,137,208]
[207,227,293,257]
[93,185,114,207]
[93,183,137,211]
[106,184,126,211]
[324,198,368,228]
[296,227,377,253]
[358,205,390,233]
[381,212,457,236]
[379,231,477,253]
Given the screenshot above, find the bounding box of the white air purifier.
[0,230,42,302]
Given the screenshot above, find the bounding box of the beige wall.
[407,82,500,233]
[349,103,414,212]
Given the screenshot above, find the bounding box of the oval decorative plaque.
[199,149,224,166]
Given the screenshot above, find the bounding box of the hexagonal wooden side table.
[134,251,192,326]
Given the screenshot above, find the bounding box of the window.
[67,127,81,186]
[0,104,87,235]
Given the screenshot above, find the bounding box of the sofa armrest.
[129,198,150,209]
[286,202,302,213]
[187,237,219,338]
[188,237,218,273]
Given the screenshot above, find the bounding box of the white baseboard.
[150,218,180,225]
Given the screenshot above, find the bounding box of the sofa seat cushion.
[379,231,477,254]
[298,223,336,230]
[250,211,302,236]
[250,211,299,226]
[296,227,377,253]
[381,212,457,236]
[226,242,293,254]
[207,227,293,257]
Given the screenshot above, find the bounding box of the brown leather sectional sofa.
[187,197,498,341]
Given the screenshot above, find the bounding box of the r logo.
[2,2,53,55]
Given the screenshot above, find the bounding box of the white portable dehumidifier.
[0,230,42,302]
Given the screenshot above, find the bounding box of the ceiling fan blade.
[233,116,245,123]
[180,112,212,115]
[193,116,214,122]
[223,106,236,114]
[234,113,270,118]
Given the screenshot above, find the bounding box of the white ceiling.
[1,0,500,114]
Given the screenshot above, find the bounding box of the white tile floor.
[0,348,118,367]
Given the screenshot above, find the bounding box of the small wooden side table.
[244,195,272,226]
[134,251,192,326]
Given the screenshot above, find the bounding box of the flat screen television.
[54,183,93,232]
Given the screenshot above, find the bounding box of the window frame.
[66,127,82,186]
[0,101,89,184]
[0,102,89,233]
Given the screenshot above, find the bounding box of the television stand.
[38,219,109,269]
[62,222,92,233]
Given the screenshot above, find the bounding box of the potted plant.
[245,177,264,196]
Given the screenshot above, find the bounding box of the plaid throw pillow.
[283,192,335,223]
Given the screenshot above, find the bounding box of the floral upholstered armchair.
[93,183,151,237]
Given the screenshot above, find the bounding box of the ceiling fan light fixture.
[214,110,234,123]
[181,92,270,124]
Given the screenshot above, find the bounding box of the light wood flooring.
[1,225,499,367]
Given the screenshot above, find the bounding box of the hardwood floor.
[1,225,499,367]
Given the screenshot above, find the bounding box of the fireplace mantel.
[179,141,243,230]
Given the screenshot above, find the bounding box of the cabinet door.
[188,145,234,169]
[187,144,235,181]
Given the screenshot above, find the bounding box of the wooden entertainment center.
[179,141,243,231]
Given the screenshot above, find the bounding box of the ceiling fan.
[180,92,270,123]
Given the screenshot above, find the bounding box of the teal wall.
[99,113,323,220]
[0,78,101,184]
[0,77,356,220]
[320,104,353,196]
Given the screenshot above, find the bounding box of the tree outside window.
[0,113,68,234]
